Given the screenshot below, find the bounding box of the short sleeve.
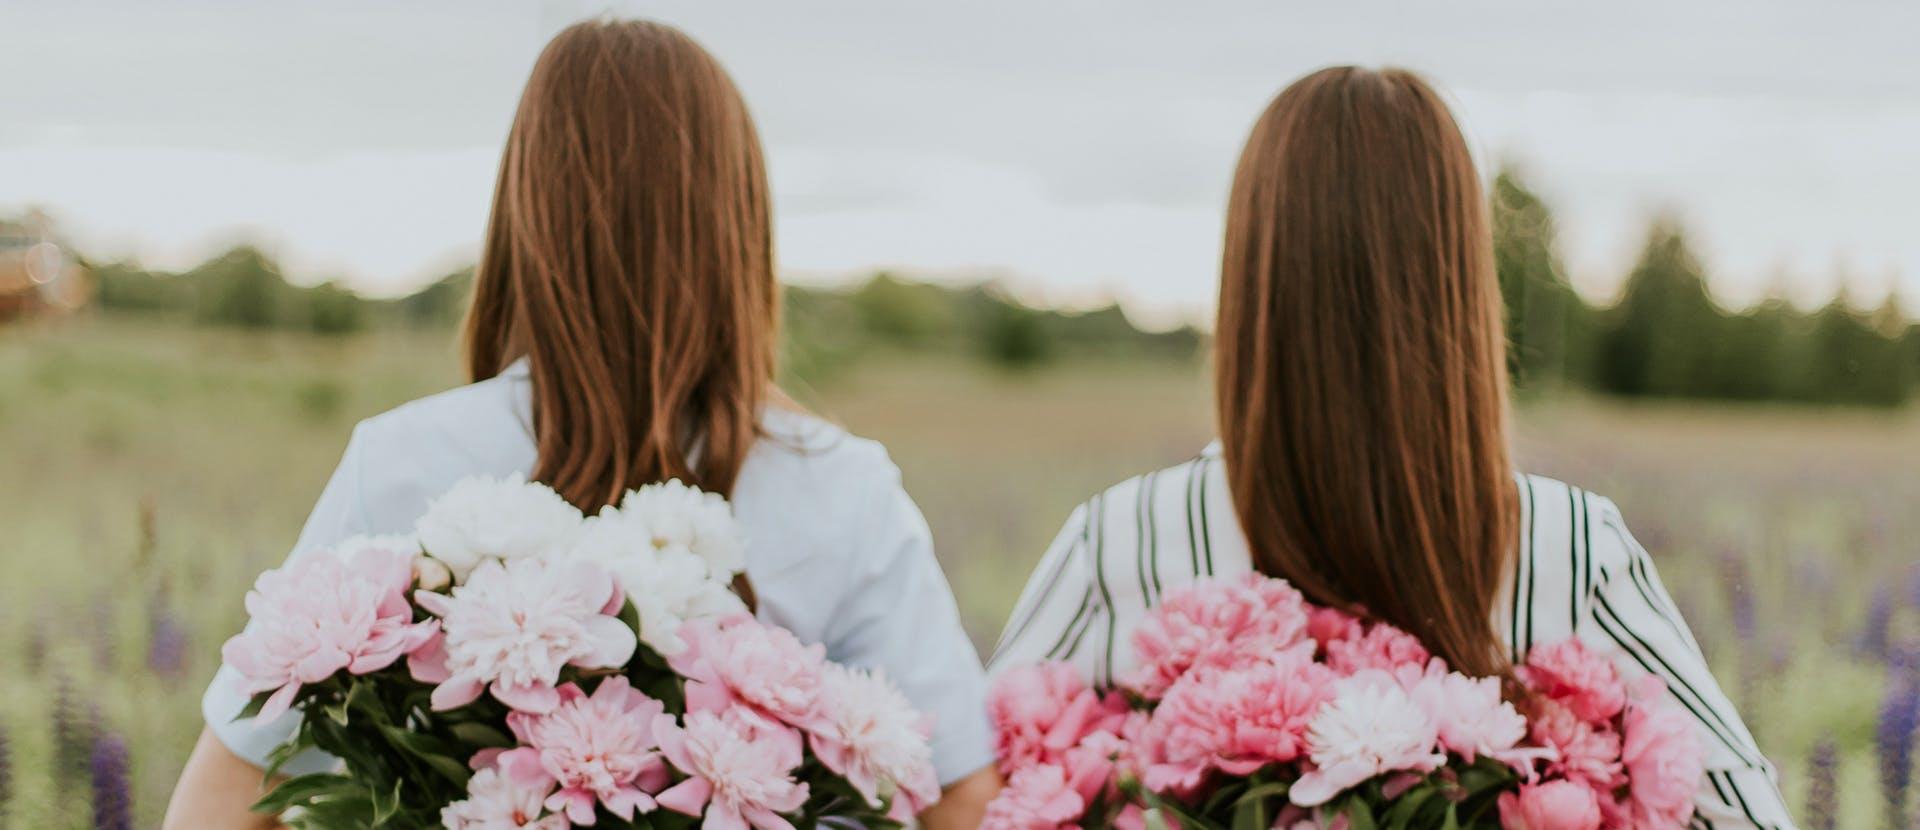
[1581,496,1793,829]
[987,503,1103,680]
[200,422,374,775]
[820,460,996,787]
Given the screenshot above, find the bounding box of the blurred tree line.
[1494,168,1916,407]
[85,249,1202,376]
[77,179,1920,406]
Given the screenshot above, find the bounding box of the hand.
[162,729,287,830]
[918,765,1002,830]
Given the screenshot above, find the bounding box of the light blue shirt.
[202,359,995,786]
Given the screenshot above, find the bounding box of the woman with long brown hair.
[990,67,1791,827]
[164,20,997,828]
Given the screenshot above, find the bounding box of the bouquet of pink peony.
[220,475,938,829]
[983,573,1705,830]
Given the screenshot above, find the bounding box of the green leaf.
[1344,798,1378,830]
[1143,808,1172,830]
[1230,794,1269,830]
[370,778,403,824]
[378,724,473,785]
[235,690,272,721]
[1381,784,1435,830]
[447,720,514,748]
[251,772,356,815]
[1441,803,1462,830]
[1235,781,1290,804]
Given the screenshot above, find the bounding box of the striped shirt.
[990,445,1794,829]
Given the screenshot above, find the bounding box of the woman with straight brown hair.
[990,67,1792,827]
[164,19,997,829]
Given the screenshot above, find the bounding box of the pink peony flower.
[221,541,438,723]
[1518,640,1627,723]
[495,677,670,824]
[1060,728,1132,806]
[1402,664,1530,765]
[1140,643,1335,795]
[441,765,570,830]
[808,663,941,819]
[988,662,1091,772]
[1289,671,1446,807]
[410,557,635,714]
[1124,573,1309,699]
[1497,780,1604,830]
[670,615,826,729]
[653,706,810,830]
[1307,606,1365,652]
[1618,677,1705,829]
[1322,622,1432,675]
[1528,698,1624,791]
[980,763,1087,830]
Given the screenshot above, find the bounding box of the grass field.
[3,317,1916,828]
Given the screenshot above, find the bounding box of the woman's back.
[990,447,1793,827]
[202,361,995,785]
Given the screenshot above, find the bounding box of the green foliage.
[975,293,1052,370]
[303,281,365,336]
[1493,167,1914,408]
[396,268,473,329]
[191,246,288,328]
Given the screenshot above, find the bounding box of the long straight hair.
[1215,67,1518,678]
[465,19,775,512]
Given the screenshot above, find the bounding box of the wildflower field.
[1,317,1916,828]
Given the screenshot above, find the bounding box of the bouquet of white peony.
[220,475,938,829]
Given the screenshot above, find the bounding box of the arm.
[1582,495,1794,829]
[918,766,1001,830]
[166,424,373,823]
[161,730,286,830]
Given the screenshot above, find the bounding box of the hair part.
[1215,66,1518,678]
[465,19,776,511]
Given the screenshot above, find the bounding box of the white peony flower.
[415,474,583,582]
[571,507,745,656]
[1289,671,1447,807]
[809,663,941,814]
[441,766,570,830]
[410,557,636,714]
[617,480,747,579]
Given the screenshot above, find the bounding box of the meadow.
[1,316,1916,828]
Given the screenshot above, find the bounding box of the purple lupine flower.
[0,722,12,824]
[1877,666,1919,829]
[51,676,95,794]
[146,599,189,680]
[89,732,133,830]
[1859,588,1894,661]
[1804,737,1837,830]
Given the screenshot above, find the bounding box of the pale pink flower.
[987,662,1090,772]
[221,542,438,723]
[670,615,827,729]
[1124,573,1309,699]
[1140,643,1334,795]
[1618,677,1705,829]
[808,663,941,818]
[980,763,1087,830]
[1518,639,1627,723]
[495,677,670,824]
[1323,623,1431,675]
[1529,698,1624,791]
[410,557,635,714]
[654,706,810,830]
[1290,671,1446,807]
[1497,780,1604,830]
[1060,728,1132,806]
[441,766,570,830]
[1403,664,1530,764]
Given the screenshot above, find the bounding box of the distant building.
[0,211,90,322]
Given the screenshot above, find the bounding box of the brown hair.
[465,19,775,511]
[1215,67,1517,678]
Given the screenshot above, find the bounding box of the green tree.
[1595,218,1724,398]
[975,293,1052,369]
[1491,168,1591,391]
[191,246,289,328]
[304,281,366,335]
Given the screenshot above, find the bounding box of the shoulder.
[747,406,901,492]
[337,370,537,532]
[731,407,919,573]
[1515,472,1633,564]
[1079,451,1225,535]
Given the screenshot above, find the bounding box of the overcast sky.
[4,0,1915,325]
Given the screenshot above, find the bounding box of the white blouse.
[201,359,994,786]
[990,445,1795,830]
